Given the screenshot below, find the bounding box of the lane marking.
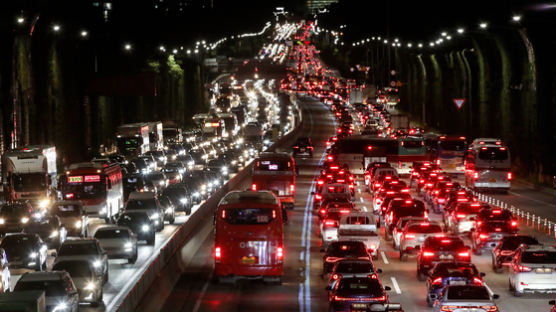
[360,198,364,203]
[390,277,402,294]
[508,191,556,208]
[357,189,361,194]
[381,251,389,264]
[363,207,368,212]
[192,272,213,312]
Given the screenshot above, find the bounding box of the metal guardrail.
[471,190,556,240]
[113,97,306,312]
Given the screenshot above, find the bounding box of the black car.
[425,262,485,306]
[471,221,516,255]
[416,236,471,280]
[162,185,192,214]
[326,277,389,312]
[0,202,34,234]
[206,158,230,179]
[292,137,314,157]
[323,241,370,274]
[491,235,539,272]
[26,214,68,250]
[117,211,155,245]
[158,194,176,224]
[123,173,149,200]
[0,233,47,271]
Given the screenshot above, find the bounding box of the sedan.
[94,226,138,264]
[0,233,48,271]
[432,285,499,312]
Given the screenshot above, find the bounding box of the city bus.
[465,144,512,192]
[214,190,284,284]
[251,152,296,210]
[60,162,123,222]
[330,136,398,175]
[390,135,432,175]
[436,135,467,174]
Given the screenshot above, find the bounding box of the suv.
[52,259,103,306]
[54,239,109,284]
[509,245,556,296]
[292,137,313,157]
[125,191,165,231]
[417,236,470,280]
[492,235,539,273]
[13,271,79,312]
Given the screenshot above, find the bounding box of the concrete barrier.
[113,95,307,312]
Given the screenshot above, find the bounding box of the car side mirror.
[376,268,382,274]
[492,294,500,300]
[325,286,332,291]
[480,272,486,277]
[429,294,437,300]
[384,286,391,291]
[310,192,315,195]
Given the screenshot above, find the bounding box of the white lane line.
[363,207,368,212]
[192,272,213,312]
[390,277,402,294]
[357,189,361,194]
[508,191,556,207]
[381,251,389,264]
[356,181,360,186]
[360,198,364,203]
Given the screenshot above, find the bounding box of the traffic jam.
[0,57,299,310]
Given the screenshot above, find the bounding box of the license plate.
[449,164,456,169]
[419,237,425,242]
[351,303,367,309]
[241,256,257,264]
[439,254,454,260]
[536,268,552,273]
[300,148,305,152]
[449,280,466,285]
[489,178,496,182]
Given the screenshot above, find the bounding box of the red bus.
[60,162,123,222]
[251,152,296,209]
[214,190,284,284]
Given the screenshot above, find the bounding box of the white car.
[52,259,103,306]
[399,222,444,261]
[509,245,556,296]
[337,213,380,259]
[54,238,109,285]
[432,285,499,312]
[392,217,428,250]
[94,226,138,264]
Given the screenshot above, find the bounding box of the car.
[125,191,165,231]
[162,185,192,214]
[144,171,168,193]
[471,220,516,255]
[431,285,499,312]
[491,235,539,273]
[509,245,556,296]
[51,201,88,237]
[13,271,80,312]
[475,208,518,229]
[328,259,382,288]
[425,262,485,307]
[94,226,138,264]
[54,238,109,284]
[0,202,34,234]
[417,236,470,281]
[399,222,444,261]
[117,211,155,245]
[292,137,313,157]
[52,259,103,306]
[158,194,176,224]
[0,233,47,271]
[337,213,380,259]
[323,241,370,275]
[123,173,149,200]
[24,213,68,250]
[384,199,428,240]
[0,249,10,292]
[445,202,487,235]
[326,277,390,312]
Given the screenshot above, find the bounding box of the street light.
[124,43,132,51]
[512,15,522,22]
[479,22,488,29]
[457,28,465,34]
[80,30,88,38]
[16,17,24,24]
[52,24,61,32]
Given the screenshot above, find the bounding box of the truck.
[116,123,150,156]
[348,89,364,105]
[146,121,164,151]
[2,145,57,206]
[162,121,183,144]
[0,290,46,312]
[337,212,380,259]
[389,114,409,132]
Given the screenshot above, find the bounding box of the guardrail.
[471,190,556,241]
[113,95,307,312]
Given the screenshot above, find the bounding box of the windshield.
[13,173,46,192]
[447,286,490,300]
[0,205,29,218]
[439,140,466,151]
[94,228,130,239]
[14,280,67,297]
[52,204,81,217]
[478,147,509,161]
[58,243,98,256]
[52,261,93,278]
[407,223,443,234]
[521,251,556,264]
[126,199,157,210]
[63,182,106,200]
[223,208,275,225]
[434,264,478,276]
[254,159,292,172]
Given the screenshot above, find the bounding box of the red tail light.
[432,277,443,285]
[435,159,440,165]
[458,251,470,258]
[65,193,74,199]
[331,273,341,280]
[515,264,531,272]
[437,198,445,203]
[334,295,386,302]
[473,277,484,285]
[324,219,337,227]
[423,251,435,257]
[317,180,324,185]
[456,213,466,219]
[386,191,395,195]
[320,209,326,215]
[473,172,479,180]
[479,233,489,240]
[221,210,226,219]
[215,247,222,261]
[339,209,350,214]
[511,220,518,227]
[290,184,295,192]
[327,155,333,161]
[401,188,410,193]
[276,247,284,261]
[507,172,513,180]
[251,183,257,191]
[315,194,322,200]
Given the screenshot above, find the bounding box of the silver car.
[399,222,444,261]
[94,226,138,264]
[432,285,499,312]
[509,245,556,296]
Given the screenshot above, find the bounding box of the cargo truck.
[116,123,150,156]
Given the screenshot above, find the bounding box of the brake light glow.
[473,277,484,285]
[276,247,284,261]
[511,220,518,227]
[333,295,386,302]
[65,193,74,199]
[473,172,479,180]
[317,180,324,185]
[290,184,295,192]
[479,234,489,240]
[324,220,336,226]
[215,247,222,260]
[458,251,470,258]
[251,184,257,191]
[507,172,513,180]
[432,277,443,285]
[315,194,322,200]
[332,273,341,280]
[221,210,226,219]
[441,239,452,244]
[515,264,531,272]
[423,251,435,257]
[456,213,466,219]
[339,209,350,214]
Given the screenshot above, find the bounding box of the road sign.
[390,70,397,76]
[453,98,466,109]
[390,81,396,87]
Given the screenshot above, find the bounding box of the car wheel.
[492,258,502,273]
[169,215,175,225]
[426,294,434,307]
[103,269,109,284]
[147,236,155,246]
[128,250,138,264]
[417,268,426,281]
[393,240,399,250]
[400,251,407,262]
[384,229,392,241]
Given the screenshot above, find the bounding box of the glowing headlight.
[159,181,165,186]
[201,184,207,190]
[180,198,188,204]
[38,199,50,209]
[142,224,150,232]
[165,207,173,214]
[52,302,67,312]
[0,218,4,225]
[151,213,160,220]
[263,139,270,145]
[221,166,228,173]
[192,192,200,198]
[213,180,220,186]
[84,281,97,290]
[92,260,102,268]
[29,252,38,258]
[49,230,59,238]
[75,220,82,228]
[124,242,133,249]
[188,161,194,166]
[208,182,214,188]
[202,154,208,159]
[21,217,29,224]
[158,156,165,161]
[231,160,237,165]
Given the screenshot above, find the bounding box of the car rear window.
[59,243,98,256]
[52,261,93,278]
[52,204,81,217]
[434,264,478,276]
[94,228,130,239]
[479,222,512,232]
[337,278,383,296]
[500,236,539,250]
[521,251,556,264]
[439,140,466,151]
[425,238,465,251]
[327,242,367,257]
[345,216,370,225]
[336,261,374,274]
[447,286,490,300]
[407,223,443,234]
[126,199,157,210]
[14,280,67,297]
[224,208,275,225]
[478,147,509,161]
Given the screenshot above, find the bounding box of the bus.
[465,144,512,192]
[202,116,225,138]
[390,136,432,175]
[60,162,123,222]
[214,190,283,284]
[251,152,296,209]
[331,136,398,175]
[116,123,150,156]
[436,135,467,174]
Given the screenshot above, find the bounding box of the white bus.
[465,144,512,192]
